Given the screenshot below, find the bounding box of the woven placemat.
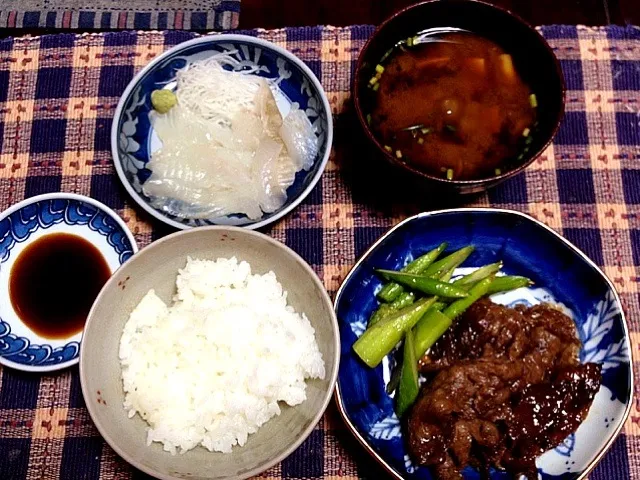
[0,25,639,479]
[0,0,240,30]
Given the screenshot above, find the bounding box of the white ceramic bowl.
[80,226,339,479]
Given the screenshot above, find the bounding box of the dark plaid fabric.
[0,25,639,479]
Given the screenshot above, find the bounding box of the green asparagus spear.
[396,329,420,417]
[353,296,437,368]
[392,291,416,310]
[443,276,495,320]
[377,243,447,302]
[368,303,394,326]
[376,270,469,299]
[370,267,455,327]
[430,300,447,312]
[371,265,526,328]
[369,292,415,327]
[452,262,502,286]
[440,267,456,283]
[412,309,453,360]
[371,262,499,326]
[421,246,475,278]
[486,275,532,294]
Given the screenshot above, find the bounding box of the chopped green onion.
[522,127,531,137]
[445,124,456,133]
[525,135,533,145]
[384,145,392,152]
[372,83,380,91]
[396,150,403,159]
[495,168,502,175]
[529,93,538,108]
[369,76,378,85]
[366,114,371,125]
[517,153,524,161]
[380,48,394,63]
[418,137,424,145]
[407,36,414,47]
[420,127,431,135]
[375,64,385,74]
[446,168,454,180]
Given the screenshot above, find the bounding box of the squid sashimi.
[143,53,319,221]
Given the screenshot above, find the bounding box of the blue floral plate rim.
[0,192,138,373]
[333,207,634,480]
[110,33,333,231]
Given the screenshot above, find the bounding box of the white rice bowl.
[118,256,325,454]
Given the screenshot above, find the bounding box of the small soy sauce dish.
[0,193,137,372]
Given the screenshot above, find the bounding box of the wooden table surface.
[239,0,638,29]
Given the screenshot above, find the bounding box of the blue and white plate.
[0,193,138,372]
[112,34,333,230]
[334,209,632,480]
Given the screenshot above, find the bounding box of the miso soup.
[368,31,537,180]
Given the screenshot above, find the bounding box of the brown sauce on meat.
[370,32,536,180]
[407,299,602,479]
[503,363,601,474]
[9,233,111,339]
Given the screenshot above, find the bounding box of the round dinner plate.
[0,193,138,372]
[111,34,333,230]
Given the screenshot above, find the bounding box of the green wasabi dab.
[151,89,177,114]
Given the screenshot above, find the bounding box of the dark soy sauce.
[9,233,111,339]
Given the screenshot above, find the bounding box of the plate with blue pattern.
[111,34,333,230]
[334,208,632,480]
[0,193,138,372]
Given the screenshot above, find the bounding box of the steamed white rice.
[119,257,325,454]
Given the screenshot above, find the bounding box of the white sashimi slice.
[252,137,285,213]
[231,111,264,152]
[148,115,253,189]
[146,183,263,220]
[279,107,319,171]
[152,108,238,151]
[276,151,298,190]
[145,112,264,219]
[256,80,284,138]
